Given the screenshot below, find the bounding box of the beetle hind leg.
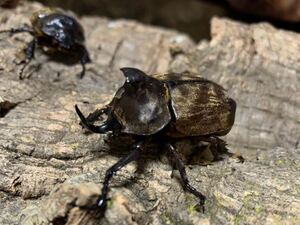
[166,143,206,212]
[196,136,228,161]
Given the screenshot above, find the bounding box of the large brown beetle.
[75,67,236,212]
[0,8,91,79]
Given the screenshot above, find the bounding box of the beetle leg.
[79,106,111,129]
[166,143,206,212]
[84,108,106,123]
[79,46,91,79]
[0,25,34,37]
[187,141,208,164]
[75,104,115,133]
[79,60,86,79]
[199,136,226,150]
[197,136,227,161]
[19,38,36,80]
[85,106,110,123]
[97,141,143,210]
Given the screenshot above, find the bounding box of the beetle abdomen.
[167,80,236,137]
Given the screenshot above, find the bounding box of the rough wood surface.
[0,2,299,225]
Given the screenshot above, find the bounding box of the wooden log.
[0,2,299,225]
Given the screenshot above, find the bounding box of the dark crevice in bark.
[52,216,68,225]
[0,101,18,118]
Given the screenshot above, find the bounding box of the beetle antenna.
[75,105,113,133]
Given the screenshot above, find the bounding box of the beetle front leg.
[0,25,34,37]
[166,143,206,212]
[97,141,144,210]
[85,105,111,124]
[75,104,116,133]
[19,38,37,79]
[79,105,111,129]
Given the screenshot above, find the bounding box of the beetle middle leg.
[97,140,144,210]
[166,143,206,212]
[78,45,91,79]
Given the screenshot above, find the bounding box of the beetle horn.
[120,67,149,83]
[75,105,113,134]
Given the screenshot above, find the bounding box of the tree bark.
[0,2,299,225]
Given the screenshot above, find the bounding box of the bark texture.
[0,2,299,225]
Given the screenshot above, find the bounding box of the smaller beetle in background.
[0,8,91,79]
[75,68,236,212]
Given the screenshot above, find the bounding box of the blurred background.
[1,0,298,41]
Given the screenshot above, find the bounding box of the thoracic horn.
[120,67,150,83]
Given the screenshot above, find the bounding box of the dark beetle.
[0,8,91,79]
[75,67,236,212]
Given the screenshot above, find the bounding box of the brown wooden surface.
[0,2,299,225]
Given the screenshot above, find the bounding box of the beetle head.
[110,68,172,135]
[30,8,57,27]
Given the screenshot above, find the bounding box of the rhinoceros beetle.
[75,67,236,212]
[0,8,91,79]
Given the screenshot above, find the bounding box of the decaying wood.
[0,2,299,225]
